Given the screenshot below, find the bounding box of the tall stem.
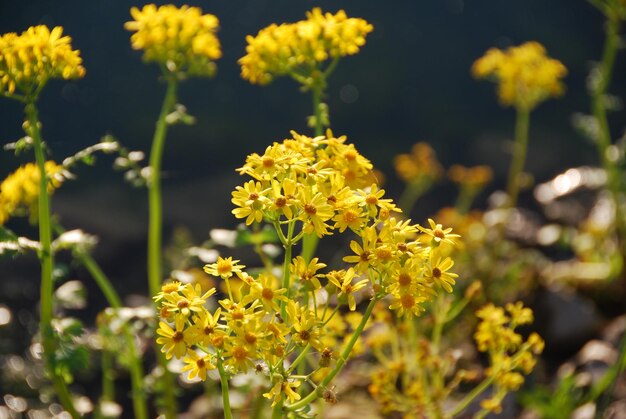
[27,101,80,418]
[506,107,531,207]
[301,83,325,262]
[217,359,233,419]
[286,297,378,411]
[77,250,148,419]
[147,75,179,418]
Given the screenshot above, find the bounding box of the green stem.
[448,375,495,417]
[287,344,311,375]
[75,248,148,419]
[506,107,531,207]
[280,221,295,319]
[286,296,378,411]
[101,348,115,402]
[397,180,430,215]
[27,101,80,419]
[217,359,233,419]
[147,75,179,418]
[271,400,284,419]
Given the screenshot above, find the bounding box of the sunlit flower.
[0,25,85,96]
[125,4,221,77]
[472,41,567,110]
[181,350,215,381]
[204,256,245,280]
[0,161,64,225]
[156,317,189,359]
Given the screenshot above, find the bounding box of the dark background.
[1,0,624,297]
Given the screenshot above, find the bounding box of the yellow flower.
[423,252,458,293]
[472,41,567,110]
[0,161,64,225]
[290,256,327,290]
[0,25,85,97]
[263,379,302,406]
[326,268,369,311]
[187,308,223,346]
[204,256,245,280]
[160,283,215,318]
[231,180,270,225]
[156,317,189,359]
[181,350,215,381]
[241,272,288,312]
[297,188,334,237]
[240,8,373,85]
[125,4,221,77]
[393,142,443,184]
[418,218,460,248]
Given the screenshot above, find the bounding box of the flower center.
[304,204,317,215]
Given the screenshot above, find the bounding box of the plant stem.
[76,248,148,419]
[301,82,325,262]
[448,375,495,417]
[506,106,531,207]
[286,296,378,411]
[147,75,179,418]
[397,180,430,215]
[217,359,233,419]
[27,101,80,419]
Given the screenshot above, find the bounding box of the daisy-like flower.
[188,308,223,346]
[388,292,427,319]
[156,317,189,359]
[333,205,367,233]
[418,218,460,248]
[268,178,298,219]
[423,252,458,293]
[290,256,327,290]
[263,379,302,406]
[160,283,215,318]
[297,188,334,237]
[287,302,324,349]
[242,273,288,312]
[355,184,397,218]
[181,350,216,381]
[326,268,369,311]
[204,256,245,279]
[223,338,256,373]
[343,226,377,273]
[231,180,270,225]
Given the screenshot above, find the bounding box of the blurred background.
[0,0,624,322]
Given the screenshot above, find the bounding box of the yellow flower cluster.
[0,25,85,97]
[0,161,64,225]
[474,302,544,413]
[472,41,567,110]
[239,8,373,85]
[125,4,221,77]
[393,142,443,184]
[154,132,460,408]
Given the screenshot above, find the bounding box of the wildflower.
[181,350,215,381]
[231,180,270,225]
[290,256,327,290]
[187,308,223,346]
[223,338,256,373]
[297,188,334,237]
[418,218,460,248]
[333,205,367,233]
[204,256,245,280]
[263,379,302,406]
[287,302,323,349]
[326,268,369,311]
[160,283,215,317]
[240,8,373,85]
[448,165,493,190]
[0,161,64,225]
[388,292,427,318]
[472,41,567,110]
[423,252,458,293]
[393,142,443,184]
[343,226,377,273]
[125,4,221,77]
[0,25,85,97]
[242,272,288,312]
[156,317,189,359]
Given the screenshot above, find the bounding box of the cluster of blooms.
[472,41,567,110]
[125,4,221,77]
[0,161,64,225]
[0,25,85,97]
[239,8,373,85]
[474,302,544,413]
[393,142,443,184]
[153,132,461,408]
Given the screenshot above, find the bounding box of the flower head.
[0,25,85,97]
[125,4,221,77]
[239,8,373,85]
[0,161,64,225]
[472,41,567,110]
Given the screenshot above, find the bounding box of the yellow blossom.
[240,8,373,85]
[0,161,64,225]
[181,350,215,381]
[156,317,189,359]
[326,268,369,311]
[472,41,567,110]
[204,256,245,280]
[125,4,221,77]
[0,25,85,97]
